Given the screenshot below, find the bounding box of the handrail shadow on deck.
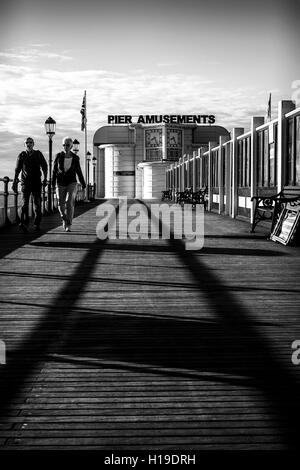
[0,201,120,416]
[28,240,287,258]
[140,199,300,449]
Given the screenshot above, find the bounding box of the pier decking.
[0,200,300,450]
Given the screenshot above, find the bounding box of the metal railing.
[86,183,96,201]
[0,176,87,228]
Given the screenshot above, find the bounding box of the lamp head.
[72,139,80,152]
[45,116,56,135]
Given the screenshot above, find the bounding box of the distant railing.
[86,183,96,201]
[0,176,87,228]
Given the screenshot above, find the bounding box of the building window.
[297,116,300,185]
[184,163,188,188]
[222,147,226,189]
[145,128,163,161]
[189,159,193,187]
[144,126,183,162]
[237,140,243,187]
[167,128,182,162]
[145,149,163,161]
[203,155,208,187]
[257,129,276,187]
[237,137,251,188]
[212,151,219,187]
[167,149,182,161]
[263,130,269,186]
[269,124,277,187]
[286,116,300,186]
[258,132,263,187]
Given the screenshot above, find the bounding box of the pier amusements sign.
[108,114,216,124]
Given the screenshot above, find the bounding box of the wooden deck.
[0,199,300,450]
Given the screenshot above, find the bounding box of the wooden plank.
[5,434,287,445]
[0,200,299,450]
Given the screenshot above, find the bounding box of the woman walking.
[52,137,86,232]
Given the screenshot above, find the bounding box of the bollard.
[3,176,12,226]
[13,179,20,223]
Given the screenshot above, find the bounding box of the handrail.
[0,177,88,228]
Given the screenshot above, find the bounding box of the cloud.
[0,46,73,63]
[157,62,179,67]
[30,43,51,48]
[0,55,278,177]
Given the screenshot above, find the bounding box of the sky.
[0,0,299,177]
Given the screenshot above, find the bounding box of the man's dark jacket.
[14,150,47,185]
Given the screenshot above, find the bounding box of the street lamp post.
[92,156,97,199]
[44,116,56,212]
[73,139,80,155]
[86,151,91,200]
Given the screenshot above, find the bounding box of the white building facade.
[93,123,229,199]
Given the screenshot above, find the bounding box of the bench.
[161,189,173,201]
[175,188,193,205]
[191,186,208,210]
[176,187,208,209]
[251,189,300,233]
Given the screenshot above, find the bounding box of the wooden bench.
[191,186,208,210]
[251,189,300,233]
[176,187,208,209]
[175,188,193,205]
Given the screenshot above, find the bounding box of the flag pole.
[81,90,88,200]
[267,92,272,122]
[84,91,88,197]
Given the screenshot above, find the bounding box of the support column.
[162,126,167,160]
[192,151,196,192]
[224,142,231,216]
[186,154,190,188]
[208,142,217,211]
[179,158,182,191]
[97,146,105,198]
[250,116,264,225]
[218,136,227,214]
[180,156,185,191]
[198,147,203,187]
[231,128,244,218]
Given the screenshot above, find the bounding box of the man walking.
[52,137,86,232]
[12,137,48,232]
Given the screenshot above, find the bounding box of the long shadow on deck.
[0,200,300,450]
[0,201,111,416]
[30,240,286,257]
[0,202,97,260]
